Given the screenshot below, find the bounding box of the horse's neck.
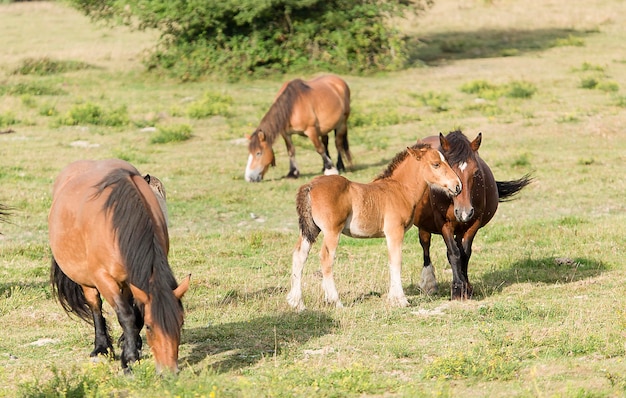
[384,161,428,203]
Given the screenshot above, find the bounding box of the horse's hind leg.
[287,235,312,311]
[320,231,343,308]
[334,123,351,172]
[418,230,438,295]
[82,287,114,358]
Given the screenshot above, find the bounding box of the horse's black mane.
[95,169,183,340]
[249,79,311,149]
[443,130,475,165]
[375,142,431,181]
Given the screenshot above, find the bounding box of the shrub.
[460,79,537,100]
[187,91,233,119]
[68,0,433,80]
[12,57,93,76]
[150,123,193,144]
[56,102,130,126]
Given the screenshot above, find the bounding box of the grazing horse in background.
[245,74,352,182]
[49,159,190,373]
[413,131,532,299]
[287,143,462,311]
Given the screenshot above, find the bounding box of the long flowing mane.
[251,79,311,147]
[94,169,183,339]
[375,142,431,180]
[443,130,475,165]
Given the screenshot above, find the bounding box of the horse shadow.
[404,256,607,301]
[407,28,595,66]
[181,299,336,373]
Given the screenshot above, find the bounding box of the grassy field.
[1,0,626,396]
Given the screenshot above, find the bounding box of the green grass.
[1,1,626,397]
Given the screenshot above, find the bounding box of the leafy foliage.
[67,0,433,80]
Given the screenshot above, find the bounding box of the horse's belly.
[342,214,384,238]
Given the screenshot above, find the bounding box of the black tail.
[50,256,92,323]
[296,184,321,244]
[496,173,533,202]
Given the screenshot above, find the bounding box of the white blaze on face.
[459,161,468,172]
[438,151,447,164]
[244,154,255,182]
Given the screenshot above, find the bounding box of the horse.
[48,159,190,373]
[245,74,352,182]
[287,142,462,311]
[413,131,532,299]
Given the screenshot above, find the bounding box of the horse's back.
[49,159,153,285]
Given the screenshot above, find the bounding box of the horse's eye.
[256,151,262,157]
[433,162,440,169]
[146,325,153,333]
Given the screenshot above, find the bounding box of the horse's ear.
[258,130,266,142]
[407,147,423,160]
[173,274,191,300]
[129,283,150,306]
[143,174,151,184]
[439,133,450,152]
[471,132,482,151]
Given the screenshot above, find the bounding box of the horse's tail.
[497,173,533,202]
[296,183,320,244]
[50,255,92,323]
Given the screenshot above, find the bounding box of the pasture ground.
[1,1,625,396]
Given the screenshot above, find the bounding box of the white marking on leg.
[324,167,339,176]
[287,238,310,311]
[387,261,409,307]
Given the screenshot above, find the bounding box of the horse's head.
[439,131,482,223]
[245,129,276,182]
[408,144,461,196]
[129,275,190,373]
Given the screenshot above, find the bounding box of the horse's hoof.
[387,295,410,307]
[287,294,305,312]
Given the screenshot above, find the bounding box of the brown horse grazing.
[245,74,352,182]
[48,159,190,373]
[287,143,462,311]
[414,131,532,299]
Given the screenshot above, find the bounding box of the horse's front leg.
[82,286,114,358]
[456,225,479,298]
[283,134,300,178]
[118,288,143,353]
[441,225,468,300]
[306,128,337,175]
[98,280,142,371]
[418,229,438,295]
[385,228,409,307]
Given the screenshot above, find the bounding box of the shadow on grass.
[181,310,336,373]
[407,28,596,66]
[405,256,608,301]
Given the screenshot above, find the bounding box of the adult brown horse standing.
[49,159,190,373]
[245,74,352,182]
[287,143,462,311]
[414,131,532,299]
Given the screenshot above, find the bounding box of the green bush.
[150,123,193,144]
[12,57,93,76]
[56,102,130,126]
[187,91,233,119]
[68,0,433,80]
[460,79,537,99]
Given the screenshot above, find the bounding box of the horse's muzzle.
[454,206,474,223]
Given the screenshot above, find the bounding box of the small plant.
[461,80,537,99]
[580,77,599,89]
[56,102,130,126]
[597,80,619,92]
[12,57,93,76]
[187,91,233,118]
[0,82,66,96]
[552,34,585,47]
[0,112,19,128]
[150,123,193,144]
[412,91,450,112]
